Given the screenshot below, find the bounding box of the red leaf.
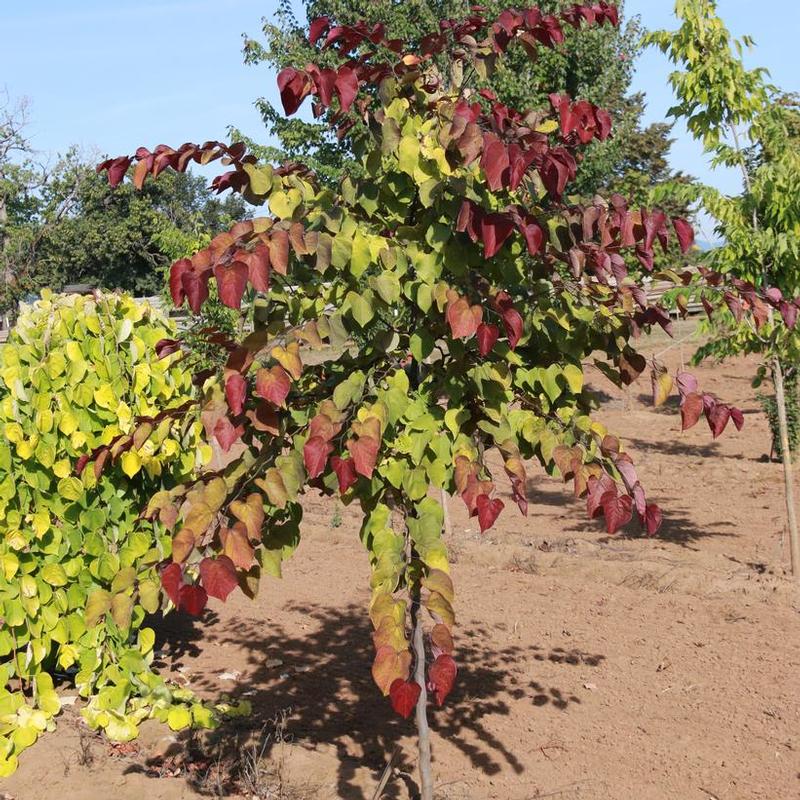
[214,416,244,452]
[446,297,482,340]
[518,216,546,255]
[225,373,247,417]
[256,366,291,407]
[214,261,248,309]
[681,392,704,431]
[476,494,504,532]
[269,230,290,274]
[311,67,337,107]
[161,562,183,606]
[500,306,523,349]
[331,455,358,493]
[730,406,745,431]
[493,292,524,349]
[199,556,239,602]
[586,474,617,519]
[480,213,515,258]
[428,654,457,706]
[169,259,191,307]
[309,16,330,44]
[672,218,695,253]
[74,454,91,477]
[155,338,181,359]
[476,323,500,357]
[334,66,359,113]
[178,584,208,617]
[389,679,420,720]
[304,435,333,478]
[347,436,381,478]
[480,133,509,191]
[644,503,663,536]
[103,156,132,187]
[244,244,271,293]
[182,270,209,314]
[600,491,633,534]
[706,402,731,439]
[539,148,575,198]
[277,67,311,116]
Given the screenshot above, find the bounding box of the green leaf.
[347,291,375,327]
[85,589,112,627]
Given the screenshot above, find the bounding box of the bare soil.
[4,328,800,800]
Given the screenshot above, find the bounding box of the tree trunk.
[411,585,434,800]
[772,357,800,577]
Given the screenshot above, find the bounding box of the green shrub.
[0,291,233,776]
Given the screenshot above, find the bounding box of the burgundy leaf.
[680,392,704,431]
[277,67,311,116]
[389,679,420,719]
[480,213,515,258]
[476,323,500,357]
[155,338,182,359]
[169,259,192,307]
[331,455,358,493]
[600,491,633,534]
[161,562,183,606]
[225,373,247,417]
[644,503,663,537]
[309,16,330,44]
[476,494,504,532]
[182,269,210,315]
[428,654,457,706]
[178,584,208,617]
[334,66,359,112]
[480,133,509,191]
[304,435,333,478]
[199,556,239,602]
[672,218,695,253]
[730,406,745,431]
[215,261,249,309]
[706,401,731,439]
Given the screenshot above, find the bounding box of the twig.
[370,746,401,800]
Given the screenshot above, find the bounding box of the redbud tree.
[94,4,793,795]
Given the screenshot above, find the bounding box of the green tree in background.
[647,0,800,576]
[0,92,247,317]
[236,0,688,204]
[34,166,247,298]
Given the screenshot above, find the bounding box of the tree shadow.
[136,604,604,799]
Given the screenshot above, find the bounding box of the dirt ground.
[4,324,800,800]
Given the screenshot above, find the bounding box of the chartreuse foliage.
[96,3,788,737]
[0,292,250,777]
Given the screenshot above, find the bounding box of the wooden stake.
[773,357,800,577]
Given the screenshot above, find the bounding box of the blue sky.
[3,0,798,240]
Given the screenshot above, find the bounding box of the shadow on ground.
[137,604,604,799]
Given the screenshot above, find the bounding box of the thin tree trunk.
[773,357,800,577]
[411,584,434,800]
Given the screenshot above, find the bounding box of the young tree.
[647,0,800,576]
[95,4,790,794]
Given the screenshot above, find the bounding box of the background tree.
[0,92,247,318]
[237,0,688,205]
[647,0,800,576]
